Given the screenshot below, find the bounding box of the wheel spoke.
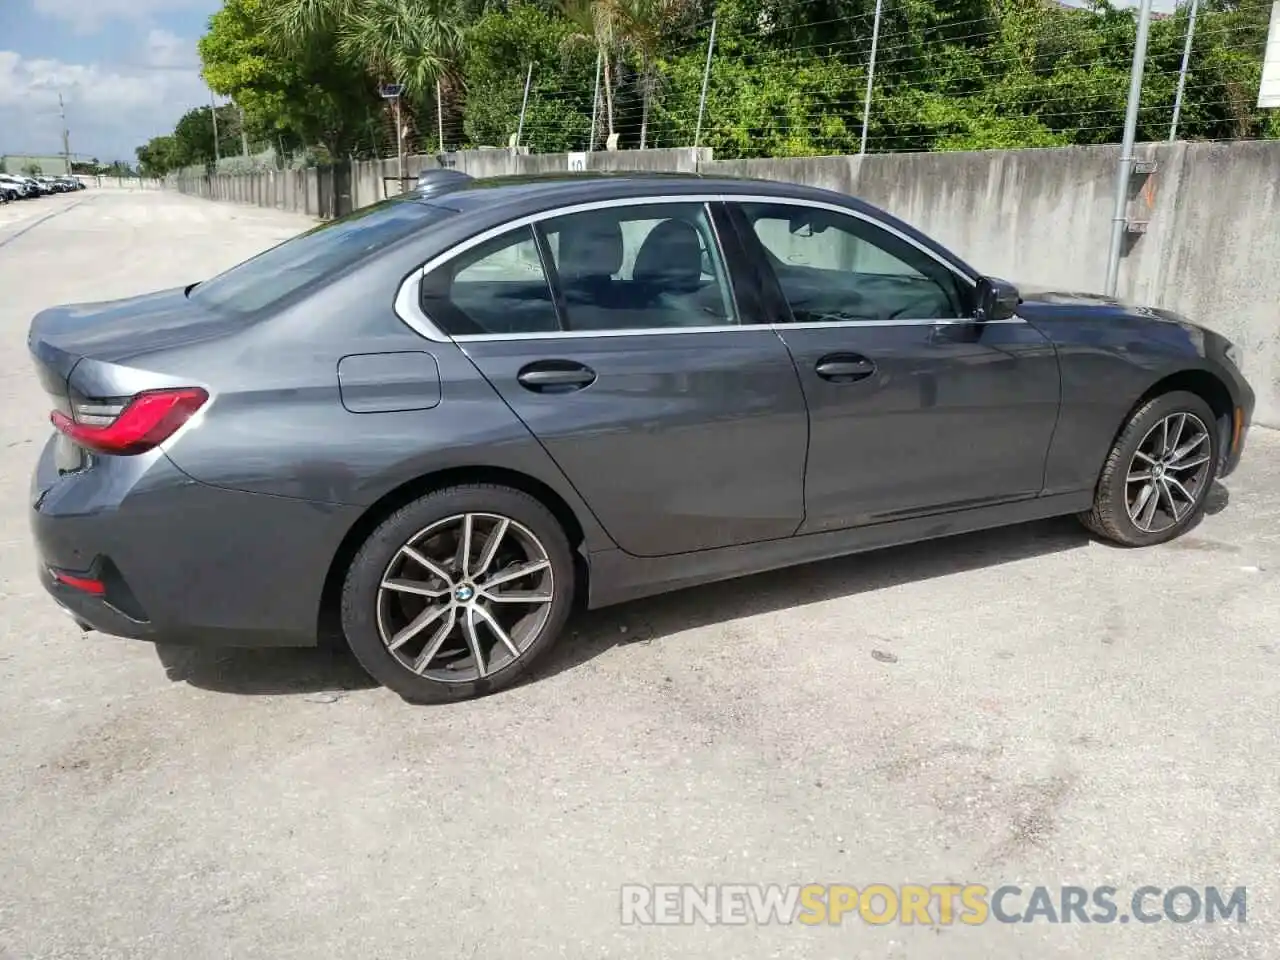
[1158,479,1183,521]
[482,558,550,590]
[1132,450,1156,465]
[381,577,449,598]
[1168,454,1209,472]
[1167,413,1185,456]
[473,517,509,578]
[475,604,522,659]
[402,545,454,586]
[462,605,487,678]
[1160,417,1171,457]
[484,589,553,604]
[1165,474,1196,508]
[458,514,475,578]
[388,602,451,651]
[411,608,457,674]
[1131,482,1159,530]
[1127,470,1152,482]
[1170,434,1208,465]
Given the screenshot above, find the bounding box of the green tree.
[462,3,598,150]
[21,162,42,176]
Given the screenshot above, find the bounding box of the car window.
[740,202,966,323]
[421,226,560,336]
[539,203,738,331]
[189,197,457,317]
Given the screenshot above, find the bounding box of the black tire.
[340,483,575,703]
[1080,390,1219,547]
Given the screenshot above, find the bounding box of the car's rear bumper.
[31,437,361,648]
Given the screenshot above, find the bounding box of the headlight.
[1225,342,1245,373]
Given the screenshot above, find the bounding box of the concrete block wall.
[170,142,1276,424]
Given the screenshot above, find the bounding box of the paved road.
[1,190,1277,960]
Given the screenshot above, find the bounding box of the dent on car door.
[727,200,1061,533]
[421,200,808,558]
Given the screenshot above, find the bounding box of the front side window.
[740,202,966,323]
[540,203,738,331]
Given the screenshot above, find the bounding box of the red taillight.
[51,570,106,595]
[50,387,208,456]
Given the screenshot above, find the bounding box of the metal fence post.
[860,0,884,155]
[516,62,534,152]
[694,17,718,150]
[1105,0,1155,297]
[1169,0,1201,141]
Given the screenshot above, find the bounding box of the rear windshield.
[188,197,457,316]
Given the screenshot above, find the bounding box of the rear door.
[420,198,808,558]
[726,199,1060,534]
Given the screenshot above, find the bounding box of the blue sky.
[0,0,219,163]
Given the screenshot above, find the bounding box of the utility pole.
[58,93,70,175]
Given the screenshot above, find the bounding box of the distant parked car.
[28,172,1256,704]
[0,174,34,199]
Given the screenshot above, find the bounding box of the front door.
[421,199,809,557]
[727,200,1061,534]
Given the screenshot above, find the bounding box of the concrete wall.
[705,142,1278,426]
[170,142,1276,425]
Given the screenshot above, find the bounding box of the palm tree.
[614,0,689,149]
[266,0,463,151]
[562,0,625,147]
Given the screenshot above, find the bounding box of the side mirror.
[975,276,1020,322]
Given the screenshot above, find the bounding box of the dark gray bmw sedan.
[29,172,1255,702]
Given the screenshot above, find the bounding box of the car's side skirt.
[586,491,1094,609]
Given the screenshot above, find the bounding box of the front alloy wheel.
[342,484,575,703]
[1081,390,1219,547]
[1124,412,1213,535]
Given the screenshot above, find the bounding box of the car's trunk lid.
[29,287,240,475]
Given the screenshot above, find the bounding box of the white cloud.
[0,48,207,162]
[32,0,209,35]
[145,29,198,70]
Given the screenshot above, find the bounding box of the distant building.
[0,155,70,176]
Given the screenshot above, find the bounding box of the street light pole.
[1169,0,1201,142]
[58,92,71,175]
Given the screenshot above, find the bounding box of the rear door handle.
[516,361,597,393]
[815,354,876,383]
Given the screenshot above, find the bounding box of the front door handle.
[815,354,876,383]
[516,361,597,393]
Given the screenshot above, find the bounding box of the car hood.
[1015,284,1190,325]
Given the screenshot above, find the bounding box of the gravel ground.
[1,189,1277,960]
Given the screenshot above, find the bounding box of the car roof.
[407,171,978,280]
[420,171,858,212]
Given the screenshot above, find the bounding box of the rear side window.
[540,203,738,331]
[190,198,456,316]
[421,226,561,335]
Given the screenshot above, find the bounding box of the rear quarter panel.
[155,252,616,552]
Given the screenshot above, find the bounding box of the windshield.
[189,197,457,316]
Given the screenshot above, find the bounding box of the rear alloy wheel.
[341,485,575,703]
[1081,390,1219,546]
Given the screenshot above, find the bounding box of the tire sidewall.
[1103,391,1219,545]
[341,485,575,703]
